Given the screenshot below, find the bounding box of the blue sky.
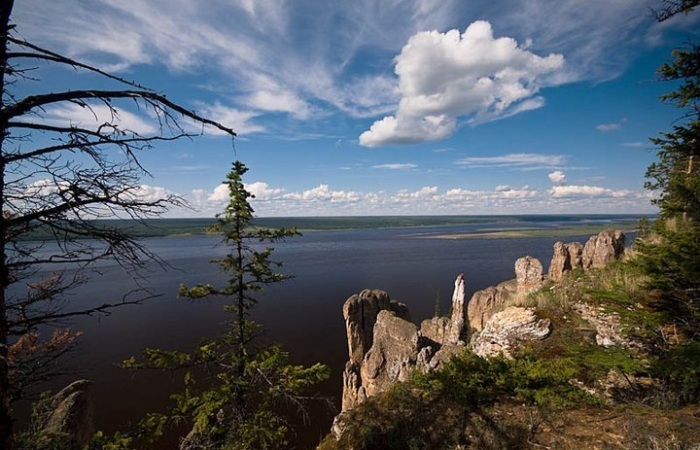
[12,0,700,217]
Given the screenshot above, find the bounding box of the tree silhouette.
[0,1,236,447]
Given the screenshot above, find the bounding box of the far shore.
[420,224,639,240]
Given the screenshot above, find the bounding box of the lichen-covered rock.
[548,242,584,281]
[360,310,420,399]
[467,279,517,332]
[582,230,625,269]
[572,302,630,348]
[470,307,551,359]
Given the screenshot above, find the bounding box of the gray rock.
[548,241,584,281]
[341,290,411,411]
[470,307,551,359]
[515,256,544,294]
[467,279,517,332]
[343,289,409,366]
[419,316,450,345]
[582,230,625,269]
[360,310,420,399]
[38,380,94,450]
[447,273,467,344]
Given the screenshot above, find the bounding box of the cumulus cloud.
[178,180,654,217]
[359,21,565,147]
[549,185,632,198]
[247,181,285,199]
[455,153,568,170]
[548,170,567,184]
[372,163,418,170]
[208,184,230,202]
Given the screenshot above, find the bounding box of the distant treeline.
[19,215,649,241]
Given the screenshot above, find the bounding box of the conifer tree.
[637,3,699,333]
[127,161,330,450]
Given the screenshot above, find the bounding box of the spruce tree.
[125,161,330,450]
[637,6,700,334]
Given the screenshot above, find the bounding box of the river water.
[17,218,636,448]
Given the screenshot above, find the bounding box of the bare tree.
[652,0,699,21]
[0,1,236,447]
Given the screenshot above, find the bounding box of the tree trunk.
[0,1,16,447]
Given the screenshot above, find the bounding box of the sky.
[10,0,700,217]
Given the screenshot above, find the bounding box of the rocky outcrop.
[548,242,584,281]
[582,229,626,269]
[548,230,625,281]
[342,289,411,411]
[470,307,551,358]
[467,280,517,332]
[420,273,467,346]
[515,256,544,295]
[360,310,420,399]
[341,277,468,413]
[467,256,544,332]
[35,380,94,450]
[572,302,632,348]
[447,273,467,343]
[343,289,410,367]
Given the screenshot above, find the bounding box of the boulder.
[471,307,551,359]
[582,230,625,269]
[467,280,517,332]
[515,256,544,294]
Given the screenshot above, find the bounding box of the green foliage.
[639,40,700,334]
[652,340,700,403]
[125,161,329,450]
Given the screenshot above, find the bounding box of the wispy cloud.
[372,163,418,170]
[596,118,626,132]
[596,123,621,132]
[455,153,568,170]
[621,141,648,148]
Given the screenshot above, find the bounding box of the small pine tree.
[125,161,330,449]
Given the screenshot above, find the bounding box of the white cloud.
[596,123,621,132]
[175,180,654,217]
[549,185,632,198]
[455,153,568,170]
[208,184,230,202]
[41,103,157,135]
[622,141,647,148]
[243,88,312,120]
[246,181,285,199]
[194,103,264,136]
[359,21,565,147]
[372,163,418,170]
[548,170,567,184]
